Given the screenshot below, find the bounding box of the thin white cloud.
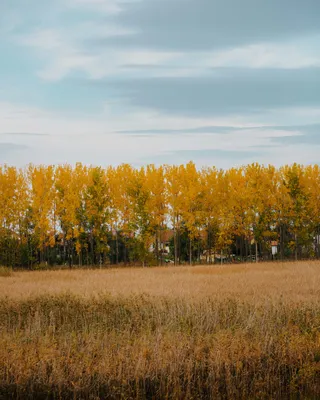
[206,38,320,69]
[0,101,256,137]
[16,24,320,82]
[16,25,180,81]
[66,0,132,14]
[0,101,313,168]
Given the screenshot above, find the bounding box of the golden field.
[1,261,320,399]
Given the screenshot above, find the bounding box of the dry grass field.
[1,261,320,399]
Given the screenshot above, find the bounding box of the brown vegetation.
[0,266,13,278]
[1,261,320,399]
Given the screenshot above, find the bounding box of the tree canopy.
[0,162,319,268]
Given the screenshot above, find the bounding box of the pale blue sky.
[1,0,320,167]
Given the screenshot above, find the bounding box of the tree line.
[1,162,319,268]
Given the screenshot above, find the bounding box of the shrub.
[32,262,49,271]
[0,266,13,277]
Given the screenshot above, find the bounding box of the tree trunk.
[90,232,94,266]
[155,229,159,266]
[68,240,73,269]
[245,239,248,261]
[174,228,178,266]
[316,227,319,259]
[255,240,258,263]
[123,237,127,266]
[207,225,210,264]
[86,246,89,267]
[280,224,284,261]
[63,237,66,265]
[189,235,192,266]
[160,228,163,266]
[115,231,119,265]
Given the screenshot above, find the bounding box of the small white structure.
[271,241,278,256]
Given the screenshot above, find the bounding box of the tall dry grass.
[0,266,13,277]
[1,261,320,399]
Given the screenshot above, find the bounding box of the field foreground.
[1,261,320,399]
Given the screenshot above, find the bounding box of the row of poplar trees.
[0,162,320,268]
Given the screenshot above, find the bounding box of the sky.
[1,0,320,168]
